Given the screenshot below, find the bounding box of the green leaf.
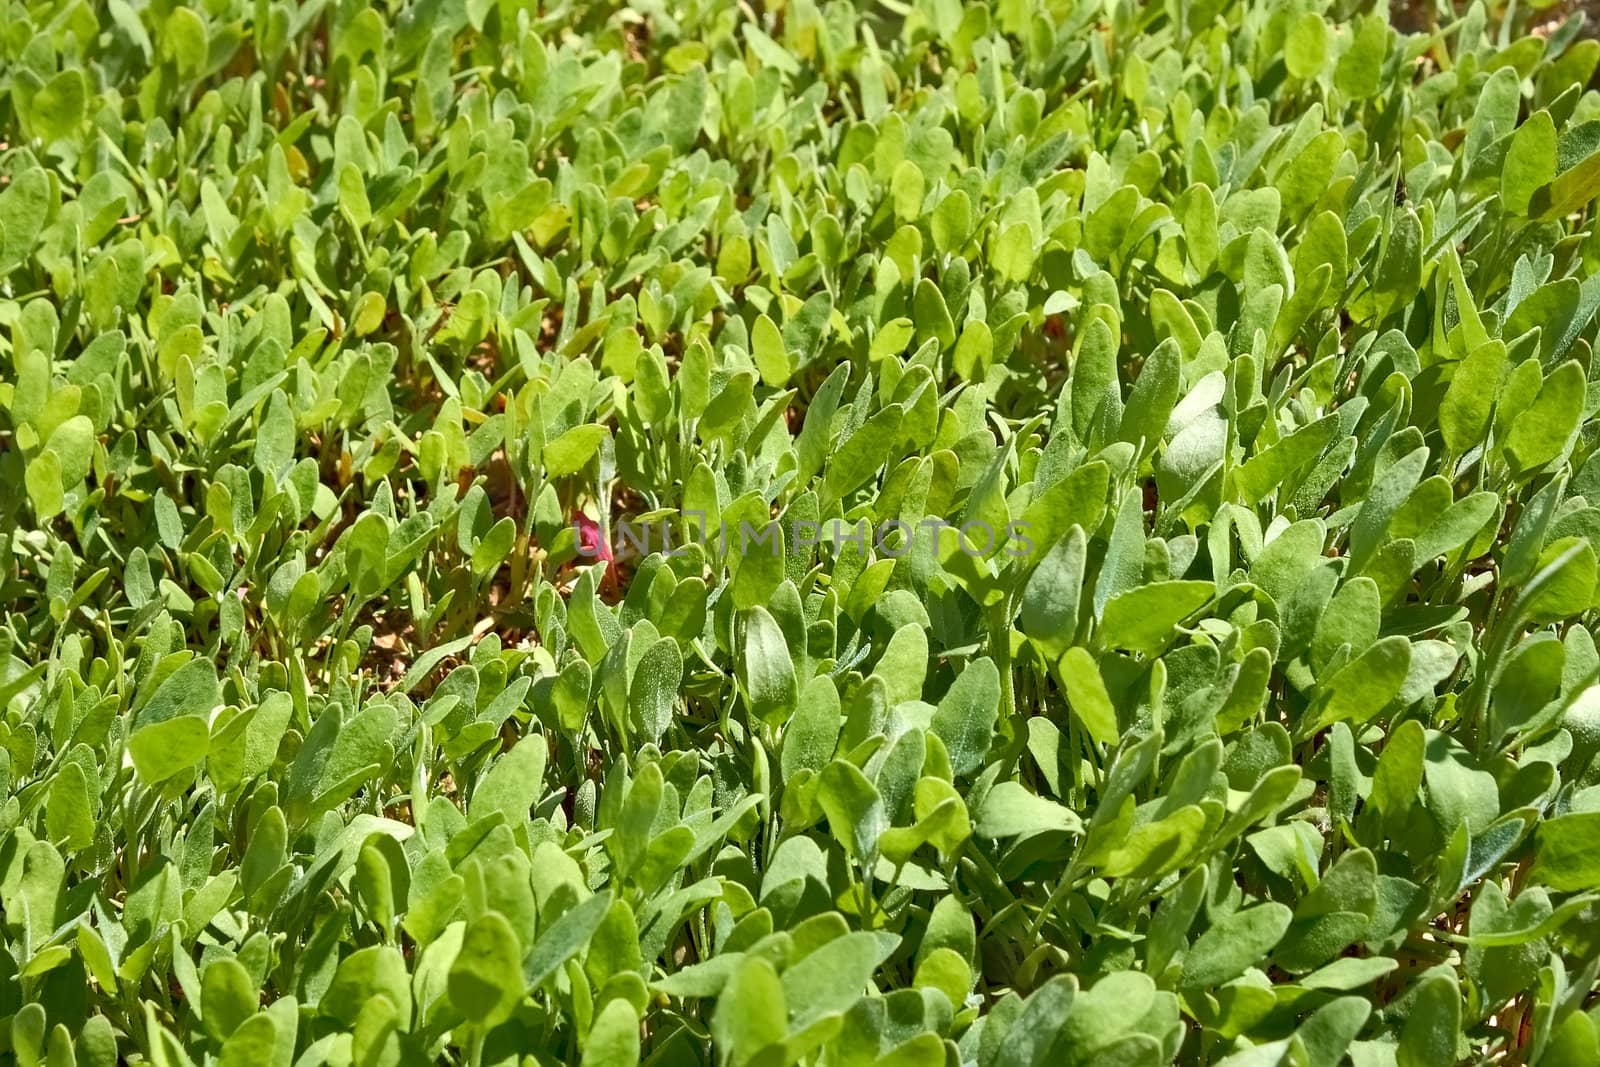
[1370,719,1425,829]
[751,313,790,387]
[526,891,613,991]
[322,945,411,1027]
[1100,805,1206,878]
[581,999,640,1067]
[630,637,683,742]
[1098,580,1213,653]
[45,415,94,487]
[731,521,785,610]
[1308,636,1411,734]
[818,760,885,861]
[1016,462,1110,564]
[30,70,85,143]
[824,403,901,503]
[1504,360,1584,475]
[991,975,1077,1067]
[1532,147,1600,221]
[471,734,548,823]
[1284,13,1328,79]
[932,190,972,254]
[1119,340,1180,457]
[713,957,787,1061]
[741,607,797,725]
[128,717,212,784]
[45,762,94,854]
[25,450,64,518]
[1335,14,1388,97]
[873,624,928,705]
[1021,527,1086,657]
[218,1016,279,1067]
[780,931,897,1026]
[1397,973,1461,1067]
[253,390,296,476]
[1056,647,1120,747]
[781,676,841,782]
[1348,447,1427,572]
[450,911,524,1028]
[1503,112,1558,216]
[544,424,608,478]
[1295,996,1371,1067]
[1532,812,1600,891]
[1181,903,1293,989]
[891,160,925,222]
[976,782,1083,838]
[930,657,1001,776]
[1094,488,1147,616]
[993,223,1036,283]
[1522,538,1598,624]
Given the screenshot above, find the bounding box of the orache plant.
[2,1,1600,1065]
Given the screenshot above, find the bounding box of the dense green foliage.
[5,0,1600,1063]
